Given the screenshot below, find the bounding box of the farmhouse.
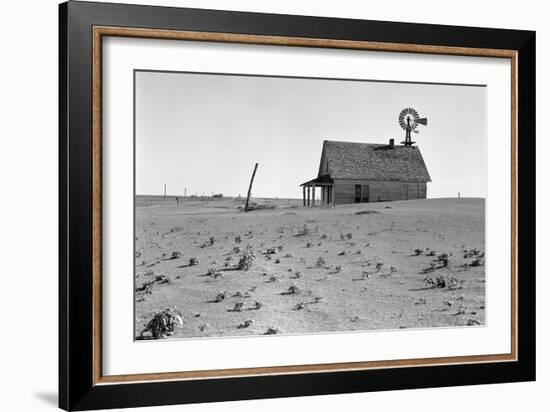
[300,139,431,206]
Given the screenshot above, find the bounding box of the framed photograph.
[59,1,535,410]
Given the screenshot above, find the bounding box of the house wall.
[333,179,427,205]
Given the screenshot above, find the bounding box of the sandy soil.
[134,196,485,339]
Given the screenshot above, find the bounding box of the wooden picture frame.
[59,1,535,410]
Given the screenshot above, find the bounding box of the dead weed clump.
[469,257,485,267]
[139,308,183,339]
[136,274,170,295]
[237,251,255,271]
[315,257,327,269]
[207,268,223,279]
[229,302,245,312]
[213,291,228,303]
[424,275,461,290]
[238,320,254,329]
[265,326,280,335]
[354,210,379,215]
[283,285,300,295]
[266,275,278,283]
[294,302,306,311]
[164,251,181,260]
[295,226,311,237]
[424,275,447,288]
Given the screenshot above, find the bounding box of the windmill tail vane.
[398,107,428,146]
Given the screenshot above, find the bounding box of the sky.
[135,71,486,199]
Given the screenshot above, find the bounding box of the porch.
[299,175,334,207]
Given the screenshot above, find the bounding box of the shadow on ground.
[34,392,57,407]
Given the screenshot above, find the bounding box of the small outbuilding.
[300,139,431,206]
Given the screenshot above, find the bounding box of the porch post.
[331,185,335,205]
[312,185,316,207]
[302,186,306,207]
[307,186,311,207]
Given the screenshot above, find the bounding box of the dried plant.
[154,274,170,284]
[295,226,311,237]
[237,251,255,271]
[139,308,183,339]
[294,302,306,311]
[424,275,446,288]
[214,291,228,303]
[470,258,485,267]
[315,257,326,268]
[233,291,251,298]
[435,253,451,267]
[238,320,254,329]
[265,326,280,335]
[230,302,245,312]
[286,285,300,295]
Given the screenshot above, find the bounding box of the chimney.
[389,138,395,148]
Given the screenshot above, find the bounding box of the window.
[355,185,361,203]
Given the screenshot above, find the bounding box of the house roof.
[318,140,431,182]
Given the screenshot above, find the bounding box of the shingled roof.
[317,140,431,182]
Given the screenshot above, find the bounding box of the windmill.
[398,107,428,146]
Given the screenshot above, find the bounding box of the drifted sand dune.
[134,196,485,339]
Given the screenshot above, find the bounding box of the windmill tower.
[398,107,428,146]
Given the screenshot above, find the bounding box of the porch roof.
[300,175,334,187]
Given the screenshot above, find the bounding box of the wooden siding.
[333,179,427,205]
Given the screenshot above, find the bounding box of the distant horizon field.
[135,194,486,200]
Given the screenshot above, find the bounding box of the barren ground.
[134,196,485,339]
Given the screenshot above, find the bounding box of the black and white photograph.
[134,71,487,340]
[0,0,541,410]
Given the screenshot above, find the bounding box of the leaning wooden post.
[244,163,259,212]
